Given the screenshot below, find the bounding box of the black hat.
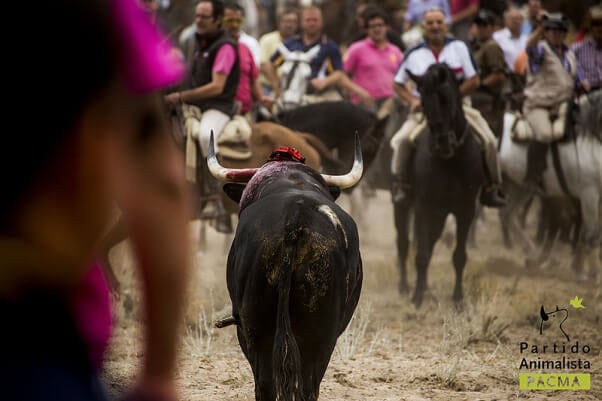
[542,13,569,31]
[473,9,495,26]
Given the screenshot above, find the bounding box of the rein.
[283,60,300,92]
[455,119,470,147]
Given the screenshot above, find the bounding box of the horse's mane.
[419,63,464,123]
[579,90,602,142]
[421,63,462,104]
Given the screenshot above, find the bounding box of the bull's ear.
[223,183,246,203]
[328,185,341,200]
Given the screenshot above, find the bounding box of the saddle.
[217,115,253,161]
[178,105,253,182]
[511,99,578,144]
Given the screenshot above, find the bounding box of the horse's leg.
[393,201,412,295]
[452,207,476,306]
[467,203,482,249]
[577,189,601,282]
[412,207,447,308]
[498,184,514,248]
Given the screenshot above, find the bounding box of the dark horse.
[394,63,484,308]
[260,101,390,182]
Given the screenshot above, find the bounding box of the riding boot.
[480,150,507,208]
[391,143,414,204]
[525,141,547,194]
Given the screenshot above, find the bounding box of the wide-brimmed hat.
[542,13,569,31]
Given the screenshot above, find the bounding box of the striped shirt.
[570,38,602,89]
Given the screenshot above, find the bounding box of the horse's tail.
[273,201,305,401]
[298,132,346,171]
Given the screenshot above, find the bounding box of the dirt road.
[104,190,601,400]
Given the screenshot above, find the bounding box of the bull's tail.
[273,201,305,401]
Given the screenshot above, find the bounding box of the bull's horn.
[207,132,258,182]
[320,132,363,189]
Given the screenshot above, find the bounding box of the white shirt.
[240,32,261,68]
[394,37,477,97]
[493,28,528,70]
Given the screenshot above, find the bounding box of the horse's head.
[409,63,466,159]
[278,44,321,110]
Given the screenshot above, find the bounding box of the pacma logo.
[538,296,585,342]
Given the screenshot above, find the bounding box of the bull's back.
[231,192,360,321]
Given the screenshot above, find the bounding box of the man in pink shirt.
[344,7,403,111]
[224,2,271,115]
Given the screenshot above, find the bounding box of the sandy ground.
[103,189,601,401]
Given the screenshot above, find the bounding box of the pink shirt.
[235,42,259,113]
[344,38,403,103]
[213,44,237,75]
[450,0,478,15]
[71,262,112,371]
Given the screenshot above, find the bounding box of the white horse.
[276,43,321,111]
[499,90,602,281]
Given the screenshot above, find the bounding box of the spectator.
[570,5,602,91]
[347,2,405,52]
[1,1,192,401]
[224,1,272,114]
[470,10,507,137]
[404,0,452,31]
[267,5,371,105]
[494,6,529,70]
[258,8,299,94]
[479,0,511,28]
[344,6,403,111]
[522,0,545,35]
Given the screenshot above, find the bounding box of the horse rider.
[390,6,507,208]
[469,10,507,138]
[570,5,602,93]
[522,12,586,192]
[165,0,240,233]
[266,5,371,107]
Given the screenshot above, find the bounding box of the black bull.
[209,135,363,401]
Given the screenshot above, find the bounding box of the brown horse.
[100,121,321,292]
